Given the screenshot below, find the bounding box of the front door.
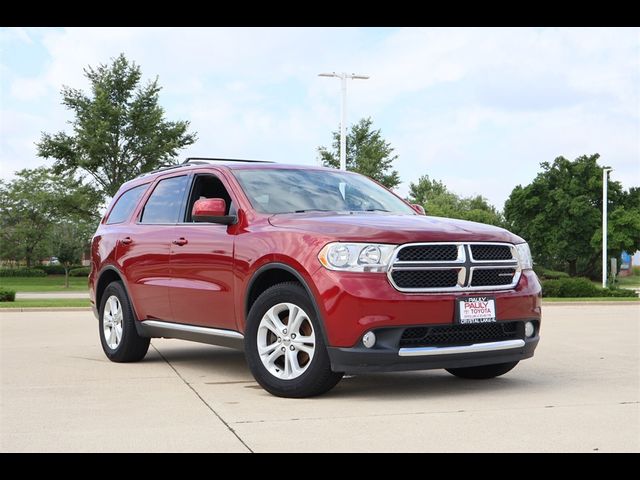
[168,173,236,331]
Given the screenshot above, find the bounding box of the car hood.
[268,212,524,244]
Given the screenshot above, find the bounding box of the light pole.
[318,72,369,171]
[602,167,613,288]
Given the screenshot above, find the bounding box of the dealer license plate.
[456,296,496,324]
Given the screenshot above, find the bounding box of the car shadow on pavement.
[144,343,541,399]
[327,371,536,400]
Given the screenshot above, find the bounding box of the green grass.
[0,275,88,292]
[616,274,640,288]
[0,299,90,308]
[543,297,639,302]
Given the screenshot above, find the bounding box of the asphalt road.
[1,304,638,452]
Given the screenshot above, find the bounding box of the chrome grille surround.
[387,242,521,293]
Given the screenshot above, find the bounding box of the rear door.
[117,174,190,321]
[168,172,237,330]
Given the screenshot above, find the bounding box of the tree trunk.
[568,259,577,277]
[64,267,69,289]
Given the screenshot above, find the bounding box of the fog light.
[525,321,535,338]
[362,331,376,348]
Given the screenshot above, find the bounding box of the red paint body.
[89,163,541,348]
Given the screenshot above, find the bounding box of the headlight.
[318,242,396,272]
[515,242,533,270]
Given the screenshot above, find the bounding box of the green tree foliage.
[318,117,400,189]
[407,175,504,227]
[37,53,197,199]
[50,223,86,288]
[0,168,101,268]
[504,154,640,277]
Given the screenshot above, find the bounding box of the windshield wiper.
[364,208,391,212]
[292,209,335,214]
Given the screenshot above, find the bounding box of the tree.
[504,154,640,278]
[407,175,504,227]
[595,185,640,276]
[37,53,197,199]
[0,168,101,267]
[50,223,85,288]
[318,117,401,189]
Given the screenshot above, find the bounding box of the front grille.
[471,268,516,286]
[391,269,459,289]
[470,244,513,261]
[397,244,458,262]
[388,242,520,292]
[399,322,521,348]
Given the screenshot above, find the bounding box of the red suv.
[89,158,541,397]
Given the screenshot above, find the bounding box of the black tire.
[446,361,519,379]
[244,282,343,398]
[99,281,150,363]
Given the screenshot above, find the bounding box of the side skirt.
[138,320,244,350]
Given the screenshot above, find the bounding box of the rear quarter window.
[105,184,148,225]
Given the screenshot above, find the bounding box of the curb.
[14,293,90,300]
[0,307,92,313]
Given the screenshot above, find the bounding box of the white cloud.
[1,27,638,209]
[9,77,48,100]
[0,27,33,45]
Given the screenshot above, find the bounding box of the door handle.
[172,237,188,246]
[120,237,133,245]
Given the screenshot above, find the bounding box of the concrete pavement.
[1,304,638,452]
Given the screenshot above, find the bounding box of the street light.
[318,72,370,171]
[602,167,613,288]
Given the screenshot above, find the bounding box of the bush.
[603,287,638,298]
[41,264,80,275]
[542,277,638,298]
[0,287,16,301]
[40,264,66,275]
[541,277,599,297]
[69,267,90,277]
[0,268,46,277]
[534,265,569,280]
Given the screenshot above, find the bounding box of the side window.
[140,176,189,224]
[105,184,148,225]
[184,174,234,222]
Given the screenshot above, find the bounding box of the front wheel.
[244,282,343,398]
[446,361,519,379]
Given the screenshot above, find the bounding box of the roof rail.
[135,157,276,179]
[184,157,275,164]
[135,163,187,179]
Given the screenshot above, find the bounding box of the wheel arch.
[95,265,141,325]
[245,263,328,343]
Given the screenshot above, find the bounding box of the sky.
[1,27,639,208]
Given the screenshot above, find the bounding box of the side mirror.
[192,198,236,225]
[411,203,426,215]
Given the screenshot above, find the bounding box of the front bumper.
[328,327,539,373]
[312,268,542,347]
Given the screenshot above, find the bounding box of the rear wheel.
[244,282,343,398]
[99,281,150,363]
[446,361,519,379]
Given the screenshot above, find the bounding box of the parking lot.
[1,303,638,452]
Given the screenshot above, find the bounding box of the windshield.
[233,168,416,215]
